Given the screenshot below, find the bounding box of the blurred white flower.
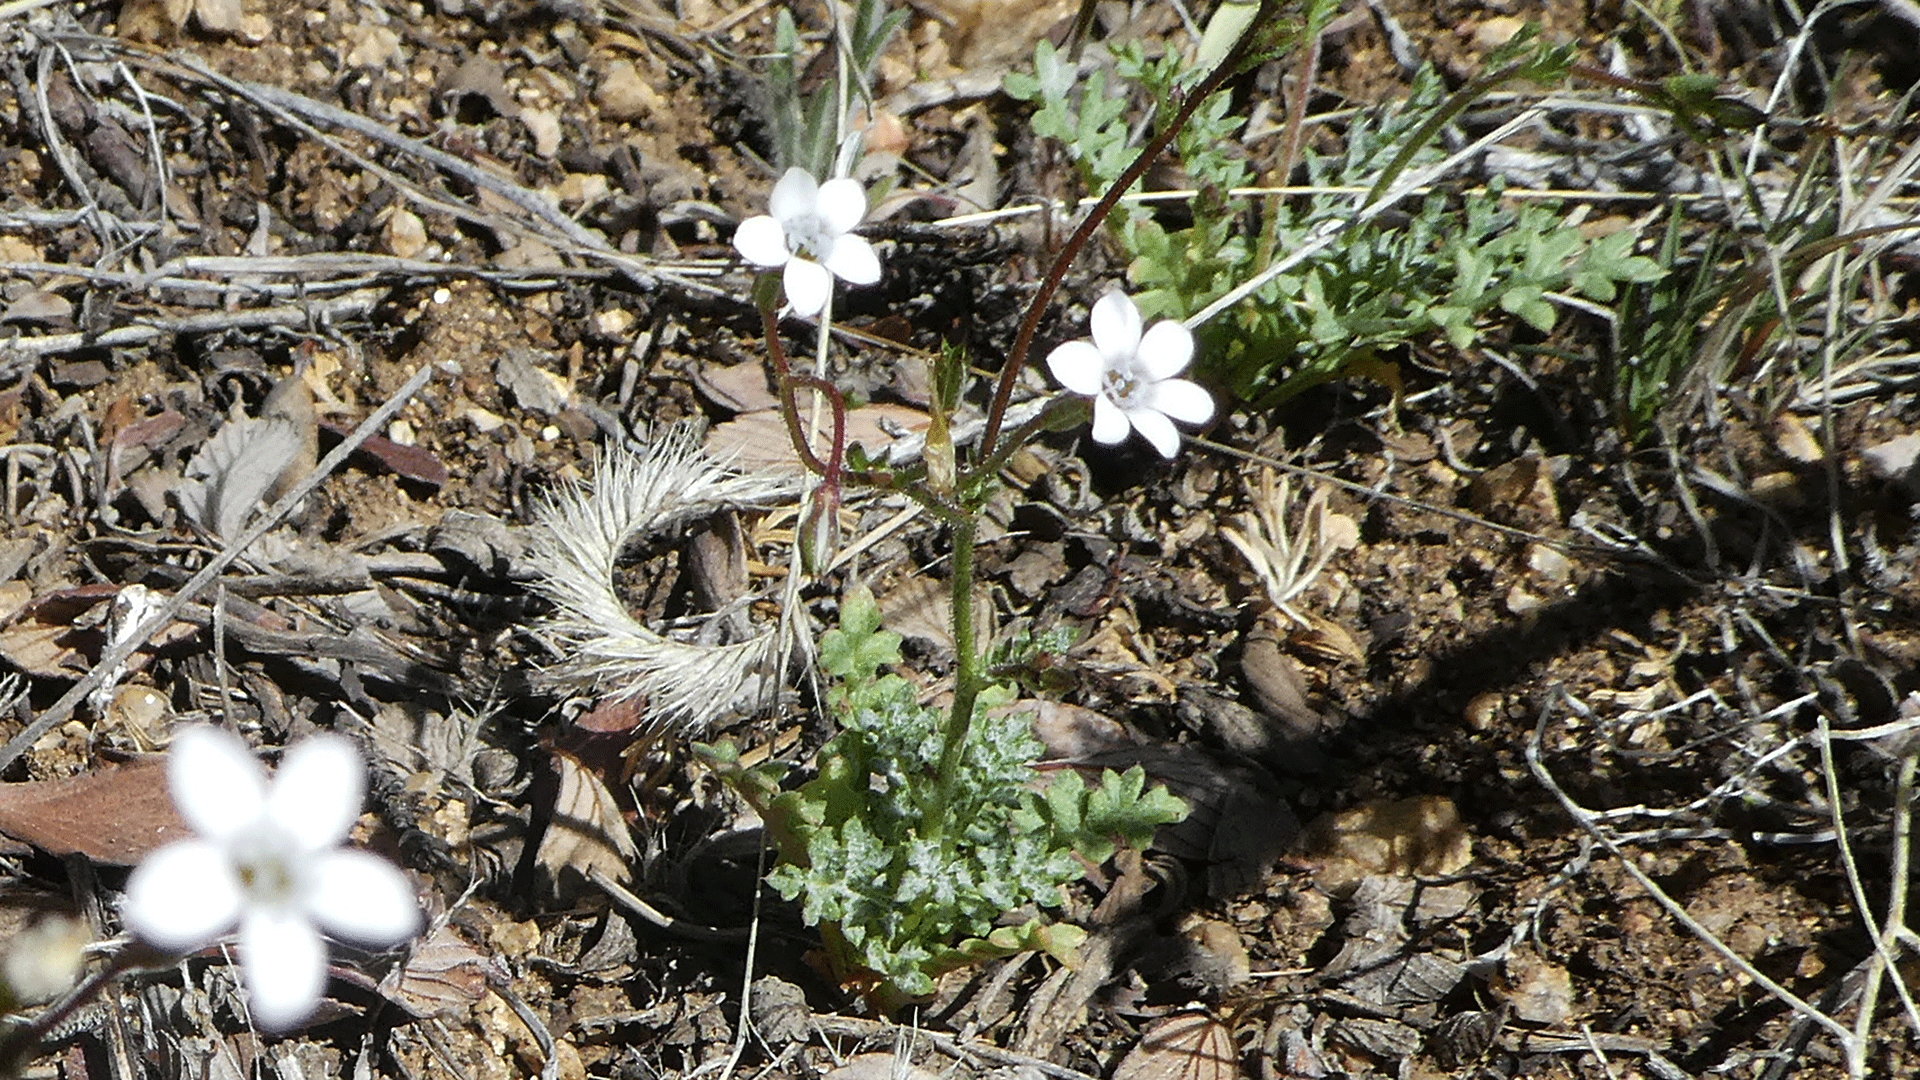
[733,167,881,316]
[121,727,420,1032]
[1045,291,1214,458]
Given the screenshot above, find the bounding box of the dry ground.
[2,0,1920,1078]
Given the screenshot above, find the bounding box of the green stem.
[922,515,980,841]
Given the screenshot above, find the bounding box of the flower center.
[784,213,831,261]
[1102,366,1146,409]
[228,822,307,912]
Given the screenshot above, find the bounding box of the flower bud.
[1,914,87,1008]
[799,483,841,576]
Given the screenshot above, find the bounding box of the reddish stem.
[975,5,1276,462]
[761,303,834,477]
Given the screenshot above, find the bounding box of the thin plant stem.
[972,396,1088,479]
[923,515,979,842]
[761,300,833,477]
[0,945,143,1070]
[974,0,1278,462]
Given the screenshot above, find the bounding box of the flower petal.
[783,257,832,317]
[267,735,364,853]
[169,726,266,840]
[122,839,242,952]
[307,849,421,947]
[768,168,818,224]
[1147,378,1215,425]
[1089,292,1143,366]
[240,909,327,1033]
[1090,394,1130,445]
[732,215,790,268]
[815,177,868,235]
[823,234,881,285]
[1127,408,1182,458]
[1046,340,1105,396]
[1137,320,1195,380]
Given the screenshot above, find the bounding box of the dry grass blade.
[528,428,803,733]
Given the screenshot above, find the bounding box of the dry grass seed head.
[528,427,805,734]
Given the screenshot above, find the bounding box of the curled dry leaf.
[0,585,196,680]
[177,414,311,541]
[822,1054,941,1080]
[704,404,932,475]
[378,923,504,1019]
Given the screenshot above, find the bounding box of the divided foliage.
[1007,34,1664,407]
[702,586,1184,1003]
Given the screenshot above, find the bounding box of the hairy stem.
[923,515,980,841]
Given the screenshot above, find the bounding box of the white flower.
[122,727,421,1032]
[733,167,881,317]
[1045,291,1215,458]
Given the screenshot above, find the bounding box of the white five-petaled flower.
[122,727,421,1032]
[733,167,881,317]
[1045,291,1215,459]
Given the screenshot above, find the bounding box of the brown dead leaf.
[705,404,931,474]
[536,749,638,887]
[822,1054,941,1080]
[693,362,780,414]
[379,923,502,1019]
[0,289,74,326]
[1112,1011,1238,1080]
[1026,699,1136,759]
[192,0,244,35]
[0,584,195,680]
[0,757,189,864]
[318,419,450,490]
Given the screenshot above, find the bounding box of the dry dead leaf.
[378,923,503,1019]
[705,404,931,474]
[178,413,310,541]
[535,749,638,887]
[0,584,195,680]
[693,362,780,414]
[1112,1011,1238,1080]
[0,757,189,864]
[1026,699,1136,760]
[1303,795,1474,894]
[914,0,1079,68]
[317,419,450,490]
[822,1053,940,1080]
[192,0,244,35]
[0,289,74,326]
